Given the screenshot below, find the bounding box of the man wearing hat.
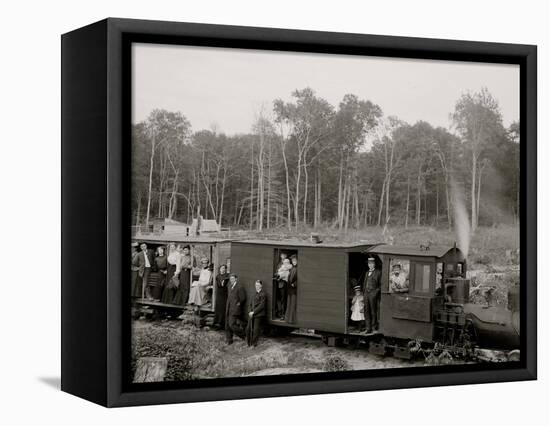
[361,257,381,333]
[389,263,409,293]
[131,242,140,298]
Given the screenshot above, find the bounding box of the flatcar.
[131,236,232,315]
[231,239,520,360]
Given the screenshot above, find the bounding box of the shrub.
[323,355,350,372]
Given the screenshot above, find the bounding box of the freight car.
[230,239,520,360]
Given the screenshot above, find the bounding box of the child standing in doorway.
[350,284,365,330]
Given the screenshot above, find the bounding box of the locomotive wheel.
[507,349,520,362]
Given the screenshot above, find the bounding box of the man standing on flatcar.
[137,243,155,299]
[362,257,381,333]
[225,274,246,345]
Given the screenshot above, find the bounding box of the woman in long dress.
[173,245,193,306]
[161,243,180,304]
[188,257,212,306]
[131,243,141,298]
[213,264,229,329]
[284,255,298,323]
[151,246,167,300]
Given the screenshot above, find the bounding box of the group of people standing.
[273,252,298,323]
[131,242,200,307]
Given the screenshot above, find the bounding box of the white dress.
[351,295,365,321]
[187,268,212,305]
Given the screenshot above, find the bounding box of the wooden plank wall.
[230,244,275,315]
[298,247,347,333]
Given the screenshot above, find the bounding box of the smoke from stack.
[450,176,471,258]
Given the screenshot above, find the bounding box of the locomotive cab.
[367,244,467,344]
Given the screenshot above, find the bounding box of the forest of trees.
[131,87,519,233]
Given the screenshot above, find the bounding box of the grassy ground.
[132,319,427,382]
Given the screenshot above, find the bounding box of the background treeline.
[132,87,519,232]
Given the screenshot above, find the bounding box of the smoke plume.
[450,177,471,258]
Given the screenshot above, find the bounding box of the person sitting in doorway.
[187,257,212,306]
[389,263,409,293]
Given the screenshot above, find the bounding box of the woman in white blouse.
[161,243,181,304]
[187,257,212,306]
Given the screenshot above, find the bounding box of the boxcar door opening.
[272,248,298,323]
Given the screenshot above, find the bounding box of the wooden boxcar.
[230,240,379,334]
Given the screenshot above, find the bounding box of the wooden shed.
[230,240,379,334]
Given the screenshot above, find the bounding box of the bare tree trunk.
[317,164,322,226]
[266,141,272,229]
[435,181,439,226]
[279,137,292,231]
[416,167,422,226]
[294,152,302,231]
[218,166,227,226]
[145,130,156,229]
[377,178,386,227]
[471,152,478,231]
[249,144,254,230]
[405,175,410,228]
[337,153,344,229]
[303,161,309,225]
[476,160,487,226]
[135,192,141,227]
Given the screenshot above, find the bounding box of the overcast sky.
[132,43,519,135]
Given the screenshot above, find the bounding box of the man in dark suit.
[361,256,381,333]
[225,273,246,344]
[246,280,267,347]
[137,243,155,299]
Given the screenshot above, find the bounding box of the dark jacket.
[288,266,298,289]
[137,249,155,277]
[249,290,267,317]
[361,269,382,293]
[226,282,246,317]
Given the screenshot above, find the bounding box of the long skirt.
[214,288,227,328]
[285,287,297,323]
[131,270,140,298]
[150,271,166,300]
[173,268,191,306]
[161,263,178,304]
[188,282,207,305]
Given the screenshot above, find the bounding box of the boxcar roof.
[367,244,460,258]
[132,235,235,244]
[233,239,380,249]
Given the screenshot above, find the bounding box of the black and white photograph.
[130,43,521,383]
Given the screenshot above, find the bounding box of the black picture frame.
[61,17,537,407]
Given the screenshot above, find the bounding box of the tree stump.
[134,357,168,383]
